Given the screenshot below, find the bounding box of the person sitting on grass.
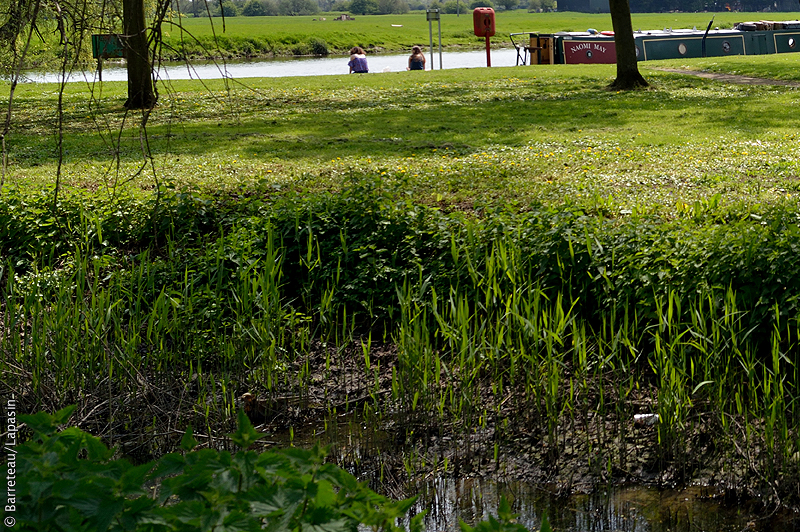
[407,46,426,71]
[348,47,369,73]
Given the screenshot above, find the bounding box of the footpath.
[653,67,800,87]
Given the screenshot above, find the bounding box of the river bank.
[153,11,768,60]
[7,11,777,72]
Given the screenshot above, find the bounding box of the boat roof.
[544,20,800,39]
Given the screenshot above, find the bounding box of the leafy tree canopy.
[350,0,379,14]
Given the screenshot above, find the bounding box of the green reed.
[0,220,317,446]
[378,227,800,497]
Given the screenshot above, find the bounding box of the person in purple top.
[348,47,369,73]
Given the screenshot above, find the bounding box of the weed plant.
[14,405,428,532]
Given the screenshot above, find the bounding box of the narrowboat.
[510,20,800,65]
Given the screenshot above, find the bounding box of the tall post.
[473,7,495,68]
[427,9,439,70]
[428,16,434,68]
[438,17,443,69]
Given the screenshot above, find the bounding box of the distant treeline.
[562,0,797,12]
[173,0,797,18]
[172,0,555,17]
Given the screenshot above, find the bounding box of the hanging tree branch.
[1,0,41,192]
[0,0,39,46]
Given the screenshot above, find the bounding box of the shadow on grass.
[9,72,799,166]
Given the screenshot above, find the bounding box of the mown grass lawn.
[6,53,800,214]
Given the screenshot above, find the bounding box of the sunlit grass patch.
[7,62,800,213]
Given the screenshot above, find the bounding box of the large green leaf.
[229,409,263,449]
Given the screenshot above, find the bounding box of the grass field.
[159,10,794,56]
[7,47,800,507]
[8,52,800,210]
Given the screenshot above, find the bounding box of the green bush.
[215,0,240,16]
[290,42,311,55]
[15,405,424,532]
[242,0,269,15]
[350,0,379,14]
[258,174,800,349]
[4,176,800,355]
[310,37,329,55]
[442,0,460,13]
[278,0,320,15]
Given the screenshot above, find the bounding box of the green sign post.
[91,34,125,81]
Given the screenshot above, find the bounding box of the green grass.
[7,51,800,507]
[653,50,800,81]
[161,10,782,54]
[6,57,800,212]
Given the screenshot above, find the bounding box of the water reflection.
[407,478,796,532]
[19,48,521,84]
[265,417,794,532]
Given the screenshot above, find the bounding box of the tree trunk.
[122,0,157,109]
[607,0,648,90]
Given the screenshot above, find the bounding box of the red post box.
[473,7,495,37]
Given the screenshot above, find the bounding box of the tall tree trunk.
[607,0,648,90]
[122,0,157,109]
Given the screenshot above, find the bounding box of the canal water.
[408,478,798,532]
[20,48,522,84]
[270,416,800,532]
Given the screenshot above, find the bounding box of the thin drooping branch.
[3,0,242,207]
[1,0,41,192]
[53,0,68,209]
[0,0,38,46]
[53,0,92,210]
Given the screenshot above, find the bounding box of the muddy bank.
[10,333,800,525]
[211,340,800,513]
[236,338,800,530]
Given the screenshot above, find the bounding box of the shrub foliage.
[14,405,424,532]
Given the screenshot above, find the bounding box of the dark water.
[274,417,798,532]
[20,48,522,84]
[408,478,796,532]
